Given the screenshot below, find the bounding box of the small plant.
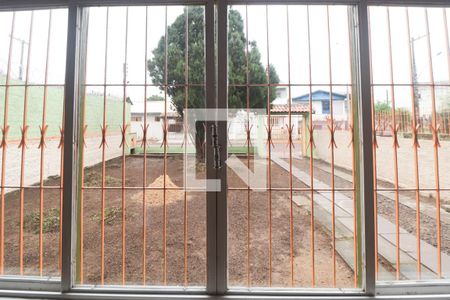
[84,171,123,187]
[91,206,123,226]
[24,208,60,234]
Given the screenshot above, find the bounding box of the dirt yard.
[1,154,353,288]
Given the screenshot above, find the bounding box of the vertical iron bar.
[39,10,53,276]
[285,5,294,287]
[306,5,315,287]
[385,7,401,280]
[142,5,148,286]
[265,4,273,288]
[424,8,442,278]
[121,7,129,285]
[163,5,168,285]
[244,4,251,288]
[326,6,337,287]
[0,12,15,275]
[266,4,273,287]
[59,88,65,274]
[100,7,110,285]
[18,11,33,276]
[405,8,422,279]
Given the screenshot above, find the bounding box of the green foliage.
[374,101,391,113]
[91,206,122,226]
[147,7,280,115]
[24,208,60,234]
[83,170,128,187]
[147,95,164,101]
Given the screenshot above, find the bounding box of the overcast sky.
[0,5,449,114]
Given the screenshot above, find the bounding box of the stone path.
[271,155,450,280]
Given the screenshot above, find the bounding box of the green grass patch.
[91,206,129,226]
[84,171,127,187]
[24,208,60,234]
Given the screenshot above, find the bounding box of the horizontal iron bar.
[371,83,450,87]
[227,0,450,6]
[228,83,352,87]
[0,84,65,87]
[1,186,62,189]
[226,0,360,5]
[83,83,206,87]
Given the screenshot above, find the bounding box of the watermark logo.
[184,108,271,192]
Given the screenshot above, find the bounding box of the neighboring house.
[130,98,180,142]
[292,90,349,120]
[273,87,350,121]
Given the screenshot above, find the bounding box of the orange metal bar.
[59,91,64,273]
[100,7,110,285]
[386,8,401,280]
[163,6,168,285]
[265,4,273,288]
[17,11,34,276]
[142,5,149,285]
[0,12,15,275]
[306,6,315,287]
[38,10,53,276]
[405,8,422,279]
[244,5,251,288]
[285,5,295,287]
[326,6,337,287]
[121,7,129,285]
[424,8,442,278]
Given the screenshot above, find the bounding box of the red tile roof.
[270,103,313,114]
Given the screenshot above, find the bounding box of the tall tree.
[148,7,279,159]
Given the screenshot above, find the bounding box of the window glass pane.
[77,5,207,287]
[369,5,450,282]
[227,5,361,289]
[0,8,67,279]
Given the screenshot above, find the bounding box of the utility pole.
[9,35,29,81]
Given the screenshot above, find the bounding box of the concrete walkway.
[271,155,450,280]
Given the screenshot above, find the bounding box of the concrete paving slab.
[272,154,450,279]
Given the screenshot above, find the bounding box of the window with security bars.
[369,6,450,282]
[0,8,67,278]
[0,1,448,298]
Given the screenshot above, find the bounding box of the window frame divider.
[61,3,82,293]
[354,0,376,295]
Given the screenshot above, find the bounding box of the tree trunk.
[195,121,206,164]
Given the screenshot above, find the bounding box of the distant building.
[293,90,349,120]
[130,99,180,142]
[273,87,350,121]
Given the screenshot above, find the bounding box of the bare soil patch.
[2,154,353,288]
